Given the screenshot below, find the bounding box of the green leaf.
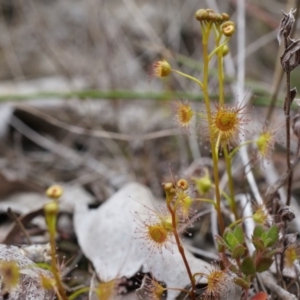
[232,244,246,259]
[241,256,256,276]
[234,277,250,289]
[233,225,244,244]
[256,257,273,273]
[224,229,239,250]
[252,237,265,251]
[253,225,264,238]
[223,227,232,241]
[229,264,239,273]
[215,235,225,252]
[263,238,272,248]
[265,225,279,247]
[261,231,267,242]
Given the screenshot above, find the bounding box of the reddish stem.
[167,203,196,299]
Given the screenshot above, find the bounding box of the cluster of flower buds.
[195,8,235,37]
[195,9,229,23]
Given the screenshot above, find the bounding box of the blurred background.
[0,0,298,264]
[1,1,300,298]
[0,0,290,93]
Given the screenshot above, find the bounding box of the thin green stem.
[211,184,236,217]
[172,69,203,89]
[215,132,222,156]
[196,112,207,119]
[47,219,68,300]
[69,287,91,300]
[212,184,234,212]
[228,217,251,229]
[202,23,225,234]
[193,198,216,207]
[220,190,232,204]
[208,38,229,62]
[223,144,238,220]
[229,140,254,159]
[215,32,226,106]
[49,227,68,300]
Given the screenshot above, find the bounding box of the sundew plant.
[11,7,300,300]
[139,7,300,300]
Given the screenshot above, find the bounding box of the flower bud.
[221,13,230,21]
[221,44,229,57]
[162,182,175,204]
[221,21,235,37]
[215,14,224,23]
[46,185,63,200]
[177,179,189,191]
[207,11,218,22]
[162,182,174,192]
[195,9,208,21]
[192,169,212,195]
[153,59,171,77]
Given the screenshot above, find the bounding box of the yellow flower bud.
[221,13,230,21]
[46,185,63,200]
[222,44,230,57]
[162,182,174,192]
[221,21,235,37]
[193,170,212,195]
[215,14,224,23]
[177,179,189,191]
[195,9,208,21]
[207,11,218,22]
[162,182,175,204]
[152,59,171,77]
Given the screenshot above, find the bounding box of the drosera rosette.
[136,271,196,300]
[254,124,280,162]
[136,274,167,300]
[171,99,195,133]
[194,265,234,300]
[134,203,177,256]
[284,243,300,269]
[209,100,250,148]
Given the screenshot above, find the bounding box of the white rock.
[74,182,211,300]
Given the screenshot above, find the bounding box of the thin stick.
[283,35,292,206]
[7,208,32,245]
